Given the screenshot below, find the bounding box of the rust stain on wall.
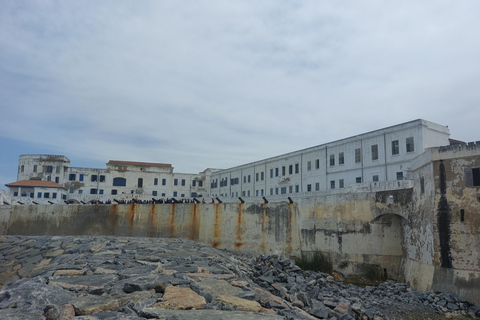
[169,203,175,238]
[212,204,222,248]
[128,204,136,235]
[260,203,267,252]
[189,204,199,240]
[109,204,117,235]
[234,203,243,248]
[148,203,156,238]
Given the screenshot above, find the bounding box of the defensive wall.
[2,181,478,306]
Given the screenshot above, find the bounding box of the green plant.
[295,251,333,274]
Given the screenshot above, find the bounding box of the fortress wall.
[0,191,406,280]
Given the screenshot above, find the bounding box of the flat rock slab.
[140,309,285,320]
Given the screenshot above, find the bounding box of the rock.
[334,301,350,314]
[44,304,75,320]
[71,290,155,315]
[214,295,262,312]
[158,286,206,310]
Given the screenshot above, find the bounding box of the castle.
[4,119,467,205]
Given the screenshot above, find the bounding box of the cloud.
[0,0,479,180]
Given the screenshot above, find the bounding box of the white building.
[207,119,451,201]
[6,119,454,204]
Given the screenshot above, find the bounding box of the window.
[281,187,287,194]
[99,189,104,195]
[295,185,299,193]
[91,175,97,182]
[295,163,299,174]
[244,176,247,183]
[282,166,286,176]
[153,191,157,196]
[181,179,185,186]
[330,181,335,189]
[162,179,166,186]
[406,137,415,153]
[47,176,51,181]
[90,188,97,194]
[339,179,344,188]
[37,192,42,198]
[21,165,24,173]
[192,180,196,187]
[198,181,203,187]
[275,187,279,195]
[161,193,166,197]
[275,168,279,177]
[289,186,293,193]
[256,190,259,197]
[79,174,84,181]
[33,165,37,173]
[465,168,480,187]
[315,182,320,191]
[174,179,178,186]
[55,177,59,183]
[420,177,425,194]
[307,184,312,192]
[181,194,185,198]
[69,187,74,193]
[256,173,259,181]
[111,189,117,195]
[46,166,53,173]
[307,161,312,171]
[242,191,246,197]
[355,148,361,163]
[69,174,76,181]
[261,172,264,180]
[100,175,105,182]
[270,169,274,178]
[330,155,335,166]
[261,189,264,196]
[13,192,18,196]
[78,190,83,195]
[248,175,251,183]
[339,152,344,165]
[371,144,378,160]
[356,177,362,183]
[270,188,273,195]
[44,192,50,198]
[52,193,57,199]
[392,140,399,155]
[289,165,293,174]
[396,172,404,180]
[113,177,126,186]
[373,175,379,182]
[315,159,320,169]
[56,166,60,174]
[173,191,177,197]
[154,178,158,185]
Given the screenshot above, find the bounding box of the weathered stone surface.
[0,235,478,320]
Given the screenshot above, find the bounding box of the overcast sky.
[1,1,479,189]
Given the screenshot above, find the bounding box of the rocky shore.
[0,235,478,320]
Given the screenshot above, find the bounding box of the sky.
[1,1,479,190]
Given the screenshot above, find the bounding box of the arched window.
[113,177,126,186]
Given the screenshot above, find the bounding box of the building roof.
[5,180,66,189]
[107,160,172,167]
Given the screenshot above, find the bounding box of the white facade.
[207,119,451,201]
[7,119,452,204]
